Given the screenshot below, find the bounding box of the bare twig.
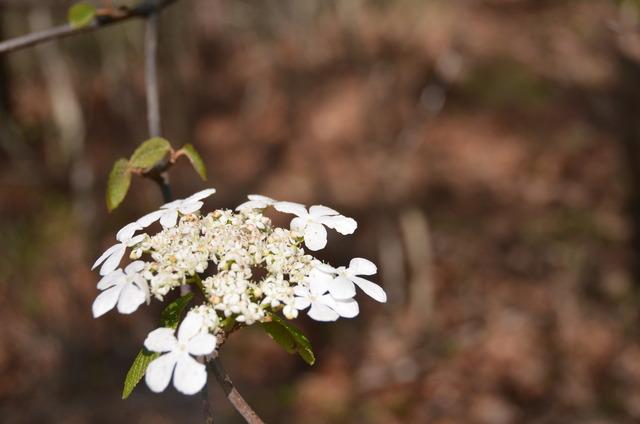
[201,373,215,424]
[209,356,266,424]
[0,0,179,54]
[5,1,266,422]
[145,13,161,138]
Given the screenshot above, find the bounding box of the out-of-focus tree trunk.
[0,5,11,116]
[614,41,640,287]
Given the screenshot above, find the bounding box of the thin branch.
[209,356,266,424]
[145,13,161,138]
[0,0,179,55]
[201,373,215,424]
[4,2,265,423]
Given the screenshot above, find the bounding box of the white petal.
[187,332,217,356]
[125,260,145,274]
[308,302,339,322]
[319,215,357,235]
[348,258,377,276]
[309,205,339,218]
[314,262,337,275]
[235,200,255,211]
[92,285,121,318]
[248,194,274,202]
[328,275,356,300]
[304,222,327,251]
[290,216,307,233]
[159,209,179,228]
[178,200,204,215]
[352,276,387,303]
[145,352,178,393]
[116,222,142,242]
[116,282,146,314]
[137,209,164,227]
[173,354,208,395]
[99,244,126,276]
[237,195,274,211]
[97,269,125,290]
[177,313,205,342]
[293,285,310,297]
[160,198,183,210]
[126,234,145,247]
[274,201,308,217]
[186,188,216,202]
[308,270,332,295]
[294,297,311,310]
[144,328,178,352]
[131,274,151,303]
[92,243,121,270]
[327,296,359,318]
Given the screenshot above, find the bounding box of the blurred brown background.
[3,0,640,422]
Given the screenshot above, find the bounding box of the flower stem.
[208,355,265,424]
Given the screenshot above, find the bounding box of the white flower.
[92,261,150,317]
[138,188,216,229]
[293,270,340,321]
[304,265,360,319]
[92,222,146,276]
[274,202,357,251]
[236,194,276,211]
[323,258,387,303]
[144,312,217,395]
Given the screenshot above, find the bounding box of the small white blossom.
[293,270,340,321]
[144,313,217,395]
[236,194,277,211]
[92,222,146,276]
[138,188,216,229]
[274,202,357,251]
[322,258,387,303]
[92,261,150,317]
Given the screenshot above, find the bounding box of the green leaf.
[261,313,315,365]
[68,2,96,29]
[106,158,131,212]
[160,292,194,328]
[129,137,172,171]
[122,293,194,399]
[179,143,207,180]
[121,348,159,400]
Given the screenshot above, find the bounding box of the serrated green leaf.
[121,348,159,400]
[106,158,131,212]
[160,292,194,327]
[261,313,315,365]
[68,2,96,29]
[129,137,172,171]
[122,293,194,399]
[180,143,207,180]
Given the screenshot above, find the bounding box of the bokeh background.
[3,0,640,422]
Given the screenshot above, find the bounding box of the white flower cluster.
[91,189,386,395]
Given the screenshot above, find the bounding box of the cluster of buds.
[91,190,386,395]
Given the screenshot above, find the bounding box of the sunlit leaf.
[122,293,194,399]
[261,313,315,365]
[129,137,172,171]
[106,158,131,212]
[179,143,207,180]
[68,2,96,29]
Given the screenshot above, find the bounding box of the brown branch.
[0,0,179,54]
[3,1,266,422]
[145,12,161,138]
[208,355,266,424]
